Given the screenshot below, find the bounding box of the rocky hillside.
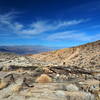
[0,41,99,100]
[0,52,99,100]
[29,40,100,68]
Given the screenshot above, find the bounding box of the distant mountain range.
[0,45,54,54]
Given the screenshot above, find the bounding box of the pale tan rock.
[35,74,52,83]
[0,80,8,90]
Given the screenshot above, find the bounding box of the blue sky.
[0,0,100,48]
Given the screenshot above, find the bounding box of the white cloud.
[19,19,85,35]
[0,12,13,25]
[0,12,87,36]
[21,19,88,36]
[46,31,100,41]
[14,23,23,30]
[0,11,22,33]
[20,21,49,35]
[55,19,86,28]
[1,11,98,42]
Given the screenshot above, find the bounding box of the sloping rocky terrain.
[0,40,100,100]
[30,40,100,68]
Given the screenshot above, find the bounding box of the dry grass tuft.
[11,85,22,92]
[35,74,52,83]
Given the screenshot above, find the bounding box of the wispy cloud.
[20,19,87,35]
[1,11,98,42]
[0,11,87,36]
[46,31,100,42]
[0,11,22,34]
[91,25,100,28]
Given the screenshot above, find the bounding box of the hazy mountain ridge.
[0,45,53,54]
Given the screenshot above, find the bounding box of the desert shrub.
[35,74,52,83]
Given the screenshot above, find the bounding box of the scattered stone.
[55,90,66,98]
[65,84,79,92]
